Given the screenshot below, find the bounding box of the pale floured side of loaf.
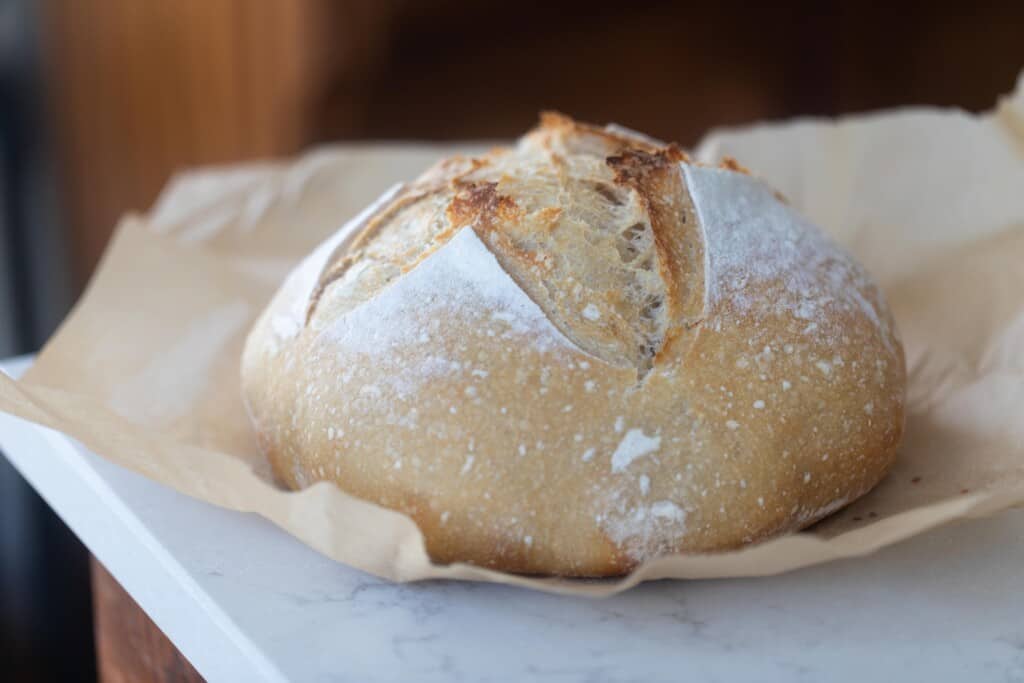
[241,115,905,577]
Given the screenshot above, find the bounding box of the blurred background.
[0,1,1021,680]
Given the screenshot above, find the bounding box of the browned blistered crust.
[446,181,524,230]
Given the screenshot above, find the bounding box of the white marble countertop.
[1,354,1023,682]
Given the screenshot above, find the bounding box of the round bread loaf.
[241,114,905,577]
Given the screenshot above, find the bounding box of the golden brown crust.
[446,181,523,231]
[241,113,906,577]
[540,110,691,162]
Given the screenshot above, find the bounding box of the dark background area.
[0,1,1021,680]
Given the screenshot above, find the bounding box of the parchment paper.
[2,75,1023,597]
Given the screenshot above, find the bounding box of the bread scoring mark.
[265,182,405,349]
[317,227,592,397]
[605,146,689,336]
[303,154,492,328]
[306,187,441,324]
[606,147,706,378]
[297,114,714,384]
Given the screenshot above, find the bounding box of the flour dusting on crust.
[319,227,587,396]
[268,183,404,348]
[600,495,688,562]
[610,428,662,472]
[684,165,890,346]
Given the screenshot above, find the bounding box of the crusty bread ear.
[242,114,905,577]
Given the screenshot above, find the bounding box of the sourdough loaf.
[241,114,905,576]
